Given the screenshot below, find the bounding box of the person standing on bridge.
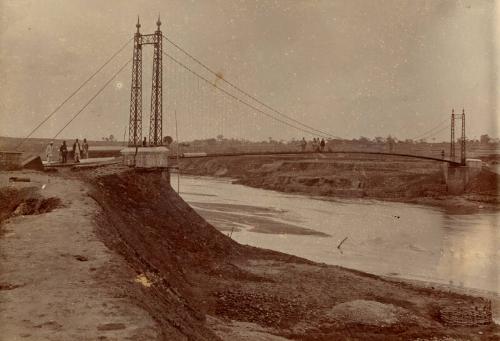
[45,142,54,163]
[312,138,317,152]
[60,141,68,164]
[300,137,307,152]
[73,139,81,163]
[142,137,147,147]
[320,138,326,152]
[82,138,89,159]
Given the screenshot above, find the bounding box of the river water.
[175,175,499,295]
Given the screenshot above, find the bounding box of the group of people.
[300,137,326,152]
[45,138,89,164]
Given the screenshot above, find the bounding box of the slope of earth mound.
[80,165,498,340]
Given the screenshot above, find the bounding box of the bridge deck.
[175,150,461,165]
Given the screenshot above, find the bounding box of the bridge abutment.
[121,146,169,168]
[443,159,482,195]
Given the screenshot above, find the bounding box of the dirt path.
[0,171,159,340]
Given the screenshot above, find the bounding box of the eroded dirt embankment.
[0,171,160,340]
[0,186,61,227]
[178,155,500,210]
[80,165,498,340]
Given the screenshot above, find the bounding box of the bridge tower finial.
[136,16,141,33]
[156,13,161,30]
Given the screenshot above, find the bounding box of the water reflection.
[437,214,499,292]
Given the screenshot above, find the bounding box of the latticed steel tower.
[460,108,466,165]
[129,17,143,147]
[450,109,455,159]
[128,16,163,147]
[449,108,467,165]
[149,17,163,146]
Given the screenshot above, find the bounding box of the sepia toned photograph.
[0,0,498,340]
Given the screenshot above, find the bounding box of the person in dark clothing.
[300,137,307,152]
[60,141,68,163]
[312,138,318,152]
[320,138,326,152]
[142,137,147,147]
[441,150,445,159]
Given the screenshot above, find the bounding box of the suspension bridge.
[15,17,468,167]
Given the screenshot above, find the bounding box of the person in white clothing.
[45,142,54,163]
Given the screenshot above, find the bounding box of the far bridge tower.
[449,108,466,165]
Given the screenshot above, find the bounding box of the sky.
[0,0,498,142]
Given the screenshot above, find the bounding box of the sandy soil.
[1,166,498,340]
[0,171,160,340]
[189,202,330,236]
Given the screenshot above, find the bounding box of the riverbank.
[0,166,498,340]
[178,155,500,212]
[177,175,500,295]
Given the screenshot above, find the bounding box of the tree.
[386,135,395,152]
[480,134,490,144]
[358,136,370,144]
[163,136,173,146]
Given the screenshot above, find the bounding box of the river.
[175,174,499,295]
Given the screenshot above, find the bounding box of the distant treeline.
[173,135,499,159]
[1,134,498,160]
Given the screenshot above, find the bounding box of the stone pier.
[121,146,169,168]
[120,146,170,183]
[443,159,482,195]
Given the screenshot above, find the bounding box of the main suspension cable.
[52,59,131,139]
[162,34,339,139]
[164,52,327,138]
[15,37,133,149]
[410,117,449,141]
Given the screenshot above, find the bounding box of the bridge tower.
[129,17,143,147]
[449,108,467,165]
[128,16,163,147]
[460,108,466,165]
[450,108,455,160]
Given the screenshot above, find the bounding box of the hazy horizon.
[0,0,498,143]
